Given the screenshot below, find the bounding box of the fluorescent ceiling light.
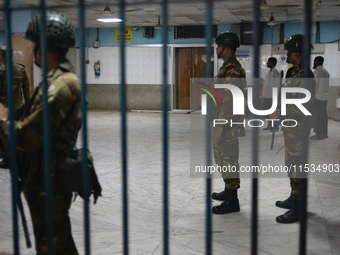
[97,18,122,23]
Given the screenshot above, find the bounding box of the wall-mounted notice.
[115,28,133,42]
[236,49,250,60]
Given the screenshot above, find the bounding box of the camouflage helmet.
[215,31,240,49]
[284,34,313,51]
[25,11,75,48]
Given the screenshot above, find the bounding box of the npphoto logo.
[199,83,311,115]
[196,79,312,128]
[197,82,223,108]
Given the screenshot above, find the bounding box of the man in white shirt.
[310,56,330,139]
[262,57,281,131]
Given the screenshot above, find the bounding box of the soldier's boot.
[275,195,294,209]
[276,198,299,224]
[212,189,240,214]
[211,188,227,201]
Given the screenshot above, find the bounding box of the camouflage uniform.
[283,66,315,200]
[0,62,30,114]
[0,61,30,164]
[213,55,246,190]
[0,61,81,254]
[274,34,316,223]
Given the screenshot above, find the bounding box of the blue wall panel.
[320,21,340,43]
[3,20,340,47]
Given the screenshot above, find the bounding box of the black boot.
[276,198,299,223]
[211,188,227,201]
[212,189,240,214]
[275,195,293,209]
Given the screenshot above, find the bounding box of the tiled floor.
[1,111,339,255]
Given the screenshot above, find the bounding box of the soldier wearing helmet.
[273,34,315,223]
[211,31,246,215]
[0,12,81,254]
[0,46,30,168]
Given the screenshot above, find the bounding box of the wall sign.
[115,28,133,42]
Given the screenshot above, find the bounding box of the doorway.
[175,47,213,110]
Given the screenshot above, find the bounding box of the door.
[175,47,207,110]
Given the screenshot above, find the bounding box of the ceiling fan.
[267,13,277,26]
[102,6,114,16]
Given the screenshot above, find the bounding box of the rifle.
[8,167,32,248]
[270,70,284,150]
[17,190,32,248]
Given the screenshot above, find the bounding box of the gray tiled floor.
[1,111,340,255]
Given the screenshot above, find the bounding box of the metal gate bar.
[251,1,261,254]
[118,0,129,254]
[78,0,92,254]
[161,1,169,254]
[300,1,312,254]
[37,2,56,253]
[204,1,213,254]
[4,0,20,253]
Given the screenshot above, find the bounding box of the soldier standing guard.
[0,46,30,168]
[274,34,315,223]
[211,31,246,214]
[0,12,81,254]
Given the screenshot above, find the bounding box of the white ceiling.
[1,0,340,29]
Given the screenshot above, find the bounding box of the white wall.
[68,46,171,85]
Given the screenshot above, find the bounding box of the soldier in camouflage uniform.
[0,12,81,254]
[211,31,247,214]
[274,34,315,223]
[0,46,31,168]
[0,46,30,113]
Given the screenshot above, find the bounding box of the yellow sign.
[115,28,133,42]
